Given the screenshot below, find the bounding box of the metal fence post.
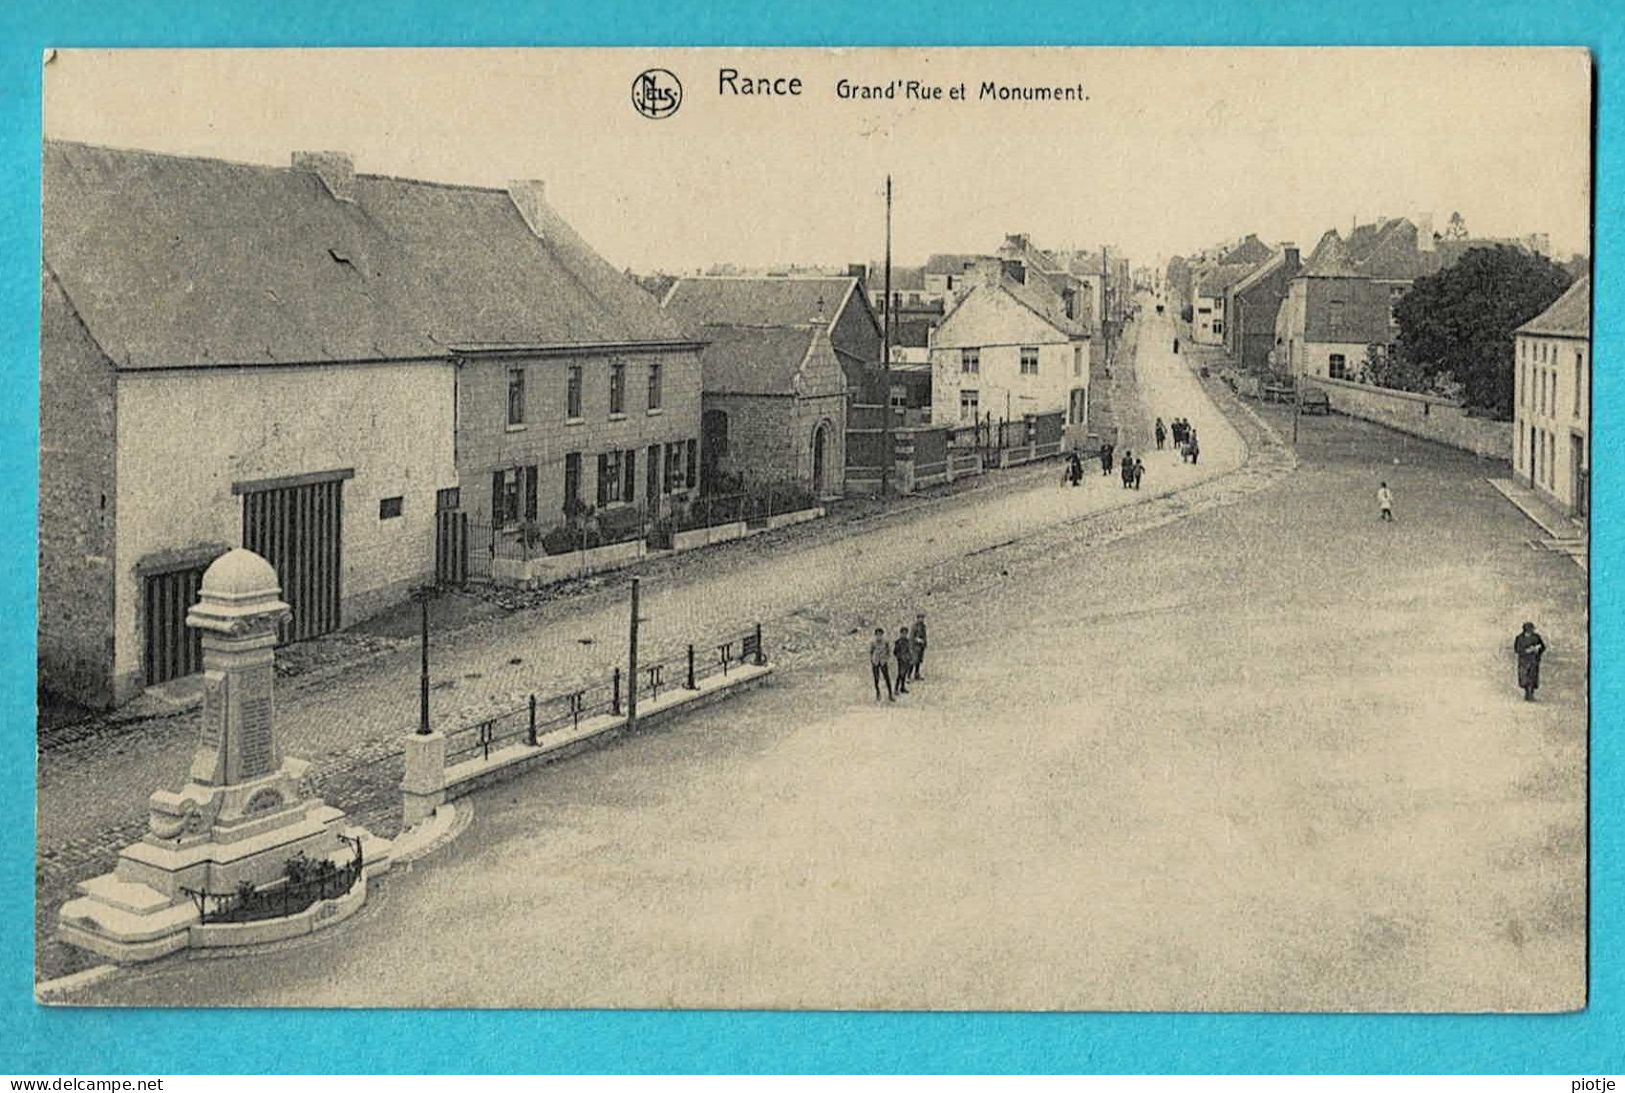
[687,644,696,689]
[527,694,537,746]
[755,622,766,666]
[612,667,622,716]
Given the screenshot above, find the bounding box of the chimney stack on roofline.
[1417,212,1435,252]
[291,151,355,203]
[507,180,548,240]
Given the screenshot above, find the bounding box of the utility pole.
[880,174,893,498]
[627,576,640,727]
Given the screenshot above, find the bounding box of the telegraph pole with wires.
[881,174,893,497]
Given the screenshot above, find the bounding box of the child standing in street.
[869,627,894,702]
[1377,481,1394,521]
[910,614,928,681]
[892,627,915,695]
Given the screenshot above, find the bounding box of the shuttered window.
[624,449,637,504]
[686,439,697,489]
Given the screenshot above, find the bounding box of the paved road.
[78,311,1585,1011]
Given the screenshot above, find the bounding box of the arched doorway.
[811,421,829,497]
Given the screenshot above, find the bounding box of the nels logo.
[631,69,683,119]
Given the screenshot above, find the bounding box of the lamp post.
[415,585,432,735]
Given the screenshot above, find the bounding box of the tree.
[1444,211,1469,241]
[1392,245,1571,419]
[1360,343,1429,393]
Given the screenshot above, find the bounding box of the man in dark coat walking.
[1514,622,1547,701]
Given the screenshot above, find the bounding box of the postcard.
[36,47,1590,1011]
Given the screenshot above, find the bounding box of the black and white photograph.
[35,47,1591,1011]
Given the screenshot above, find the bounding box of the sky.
[42,48,1593,272]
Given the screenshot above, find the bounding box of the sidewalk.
[1488,477,1588,572]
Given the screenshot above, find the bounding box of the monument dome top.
[199,548,280,599]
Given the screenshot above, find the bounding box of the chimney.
[291,151,355,202]
[1002,259,1026,284]
[1283,244,1301,272]
[1417,212,1435,252]
[847,263,868,282]
[507,179,548,239]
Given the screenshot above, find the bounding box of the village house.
[928,259,1090,443]
[663,273,884,401]
[1270,216,1528,382]
[1222,244,1301,371]
[40,140,700,710]
[1191,262,1257,346]
[687,322,848,497]
[1271,232,1395,382]
[663,272,887,487]
[1513,275,1590,518]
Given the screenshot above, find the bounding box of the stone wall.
[39,273,119,707]
[1314,376,1513,460]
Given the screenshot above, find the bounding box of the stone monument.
[58,548,392,963]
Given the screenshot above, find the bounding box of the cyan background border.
[1,0,1618,1074]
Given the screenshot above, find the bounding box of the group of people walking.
[869,613,928,702]
[1151,416,1200,464]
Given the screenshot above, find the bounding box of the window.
[598,450,625,505]
[378,496,403,520]
[961,347,980,374]
[960,389,980,422]
[1575,352,1584,416]
[609,363,626,416]
[1073,346,1083,377]
[491,465,537,527]
[648,362,664,410]
[566,364,583,420]
[507,367,526,426]
[563,453,584,515]
[686,438,698,490]
[1020,347,1039,375]
[1212,321,1223,335]
[663,442,682,493]
[1328,300,1345,336]
[435,487,461,513]
[1328,354,1348,380]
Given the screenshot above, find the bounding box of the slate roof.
[1220,234,1272,266]
[42,140,691,370]
[1298,232,1359,278]
[1516,276,1590,339]
[1001,275,1088,338]
[1353,219,1440,280]
[694,324,817,396]
[662,276,858,331]
[1196,263,1257,297]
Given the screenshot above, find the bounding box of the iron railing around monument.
[181,833,364,925]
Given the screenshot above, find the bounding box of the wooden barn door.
[142,565,206,685]
[241,478,343,642]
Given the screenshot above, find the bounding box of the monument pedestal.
[58,549,392,964]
